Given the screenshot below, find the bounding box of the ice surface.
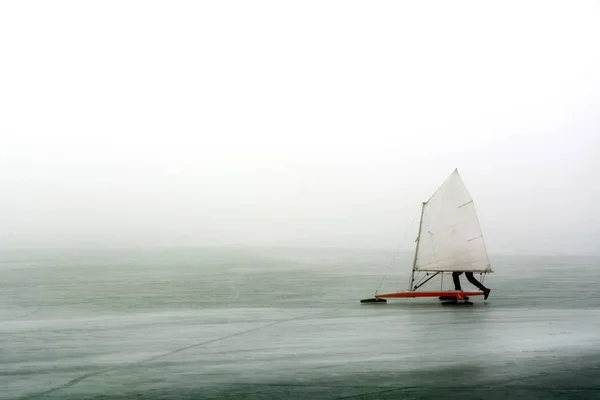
[1,248,600,399]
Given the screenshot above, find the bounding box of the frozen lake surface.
[2,247,600,399]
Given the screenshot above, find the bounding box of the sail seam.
[457,200,474,208]
[467,235,483,242]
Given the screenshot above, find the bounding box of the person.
[452,271,491,300]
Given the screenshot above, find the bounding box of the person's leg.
[465,272,491,299]
[465,272,486,290]
[452,271,463,291]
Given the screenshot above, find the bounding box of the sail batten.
[413,169,492,273]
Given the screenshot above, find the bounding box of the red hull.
[375,291,483,299]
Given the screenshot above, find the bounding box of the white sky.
[1,1,599,254]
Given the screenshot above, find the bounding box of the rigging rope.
[374,206,421,295]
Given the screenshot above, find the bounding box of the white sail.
[413,169,492,272]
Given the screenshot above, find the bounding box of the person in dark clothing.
[452,271,491,300]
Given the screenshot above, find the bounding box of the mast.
[409,201,426,291]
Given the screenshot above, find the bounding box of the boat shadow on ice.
[359,299,493,309]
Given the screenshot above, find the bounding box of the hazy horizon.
[1,1,599,256]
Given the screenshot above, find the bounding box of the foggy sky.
[1,1,599,255]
